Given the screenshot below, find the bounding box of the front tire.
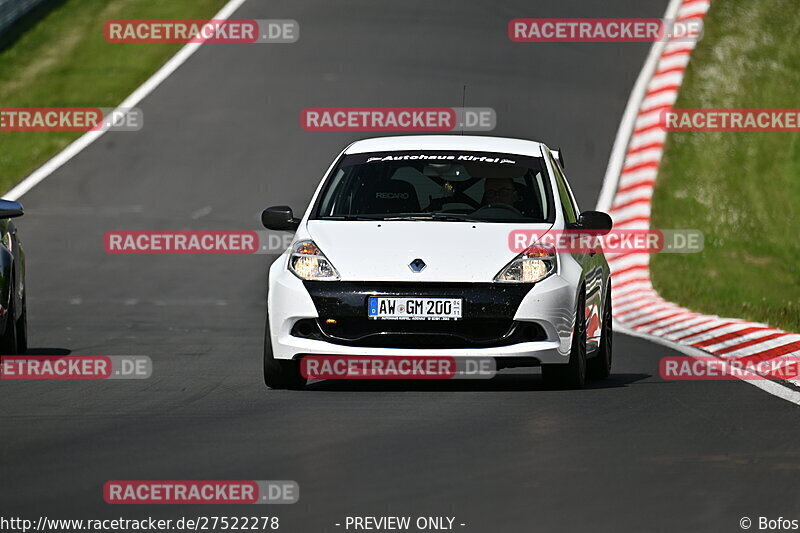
[587,286,612,379]
[263,316,306,390]
[0,287,18,355]
[542,291,587,389]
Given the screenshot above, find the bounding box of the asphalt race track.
[3,1,800,531]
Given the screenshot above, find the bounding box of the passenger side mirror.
[573,210,612,234]
[261,205,299,231]
[0,199,23,219]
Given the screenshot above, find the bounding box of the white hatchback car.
[262,135,613,389]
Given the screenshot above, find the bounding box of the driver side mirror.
[261,205,300,232]
[571,210,612,234]
[0,199,23,219]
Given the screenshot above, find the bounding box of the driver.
[482,178,520,207]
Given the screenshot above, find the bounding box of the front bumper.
[267,258,577,364]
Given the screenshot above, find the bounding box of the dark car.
[0,199,26,355]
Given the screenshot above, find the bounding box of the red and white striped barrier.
[603,0,800,387]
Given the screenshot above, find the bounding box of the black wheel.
[542,291,587,389]
[263,316,306,390]
[0,282,18,355]
[588,286,613,380]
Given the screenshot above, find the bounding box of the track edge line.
[2,0,250,201]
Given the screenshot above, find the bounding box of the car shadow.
[303,372,651,392]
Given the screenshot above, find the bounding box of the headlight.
[288,240,340,281]
[494,244,556,283]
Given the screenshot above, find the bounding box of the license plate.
[367,297,462,320]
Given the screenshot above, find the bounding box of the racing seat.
[355,179,420,214]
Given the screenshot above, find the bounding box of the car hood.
[305,220,554,282]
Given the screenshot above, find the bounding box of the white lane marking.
[2,0,250,201]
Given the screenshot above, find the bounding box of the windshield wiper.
[323,213,491,222]
[320,215,387,221]
[381,213,485,222]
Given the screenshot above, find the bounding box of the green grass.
[650,0,800,332]
[0,0,228,190]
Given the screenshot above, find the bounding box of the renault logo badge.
[408,258,426,273]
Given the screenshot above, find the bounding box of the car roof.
[343,135,548,158]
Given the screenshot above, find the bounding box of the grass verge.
[0,0,228,191]
[650,0,800,331]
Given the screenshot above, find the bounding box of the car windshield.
[313,150,554,223]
